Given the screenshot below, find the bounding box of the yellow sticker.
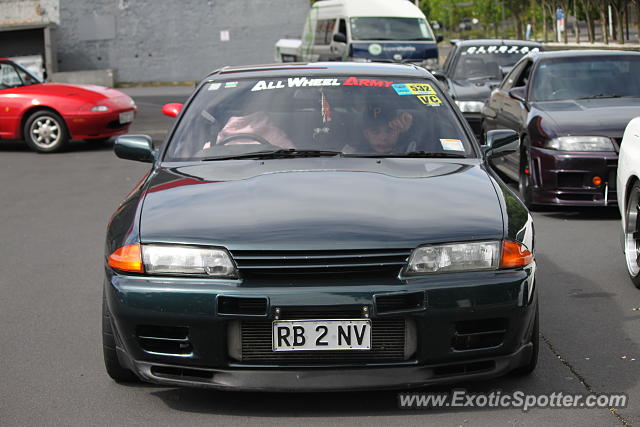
[406,83,436,95]
[417,94,442,106]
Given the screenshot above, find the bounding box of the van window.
[338,19,347,37]
[350,17,433,41]
[315,19,336,45]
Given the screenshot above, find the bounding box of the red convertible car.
[0,58,137,153]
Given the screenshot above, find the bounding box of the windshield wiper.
[576,94,623,100]
[465,75,499,82]
[201,149,343,161]
[344,151,467,158]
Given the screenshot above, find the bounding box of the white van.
[275,0,441,67]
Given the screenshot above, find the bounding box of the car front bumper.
[67,107,136,140]
[105,265,537,391]
[529,146,618,206]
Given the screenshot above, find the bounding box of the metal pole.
[609,4,613,38]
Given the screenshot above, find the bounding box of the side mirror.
[508,86,527,103]
[483,129,519,158]
[162,103,183,118]
[436,35,444,43]
[431,69,446,82]
[114,134,155,163]
[333,32,347,43]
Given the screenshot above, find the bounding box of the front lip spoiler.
[122,344,533,392]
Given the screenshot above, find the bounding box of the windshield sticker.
[462,46,539,55]
[392,83,436,96]
[368,44,382,56]
[224,81,238,88]
[208,82,222,91]
[417,94,442,106]
[343,77,394,87]
[251,78,341,91]
[440,139,464,151]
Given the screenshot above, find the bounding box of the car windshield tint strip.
[165,77,472,161]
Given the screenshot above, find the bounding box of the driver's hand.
[388,112,413,133]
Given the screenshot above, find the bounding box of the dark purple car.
[482,50,640,207]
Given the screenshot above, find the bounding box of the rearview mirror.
[483,129,519,158]
[436,35,444,43]
[114,134,155,163]
[162,103,183,118]
[508,87,527,103]
[333,32,347,43]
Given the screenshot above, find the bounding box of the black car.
[482,50,640,207]
[103,62,537,391]
[433,39,543,137]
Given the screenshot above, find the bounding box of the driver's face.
[363,124,400,154]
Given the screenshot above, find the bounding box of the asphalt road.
[1,88,639,426]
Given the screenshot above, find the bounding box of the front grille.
[137,325,192,356]
[106,119,127,129]
[233,307,409,364]
[376,292,425,314]
[557,172,584,188]
[218,296,267,316]
[452,318,507,351]
[230,249,411,278]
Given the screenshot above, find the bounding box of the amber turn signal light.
[500,240,533,268]
[592,176,602,186]
[108,243,144,273]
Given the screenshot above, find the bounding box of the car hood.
[139,158,504,251]
[533,98,640,138]
[450,78,501,102]
[15,82,127,102]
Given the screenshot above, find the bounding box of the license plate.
[119,111,134,124]
[272,319,371,351]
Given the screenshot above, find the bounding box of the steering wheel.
[217,133,276,147]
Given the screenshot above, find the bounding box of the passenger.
[343,108,413,154]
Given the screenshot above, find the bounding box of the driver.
[203,111,294,150]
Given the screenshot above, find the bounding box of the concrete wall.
[54,0,309,83]
[0,0,60,25]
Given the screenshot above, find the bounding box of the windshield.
[165,76,474,161]
[350,17,433,41]
[531,56,640,102]
[453,45,539,80]
[0,61,42,89]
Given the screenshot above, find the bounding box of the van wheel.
[24,110,69,153]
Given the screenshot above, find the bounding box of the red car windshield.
[165,76,473,161]
[0,61,42,89]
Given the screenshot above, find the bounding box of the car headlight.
[91,105,110,112]
[108,243,238,278]
[404,240,532,275]
[546,136,615,152]
[454,100,484,113]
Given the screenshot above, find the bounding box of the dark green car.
[103,62,537,391]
